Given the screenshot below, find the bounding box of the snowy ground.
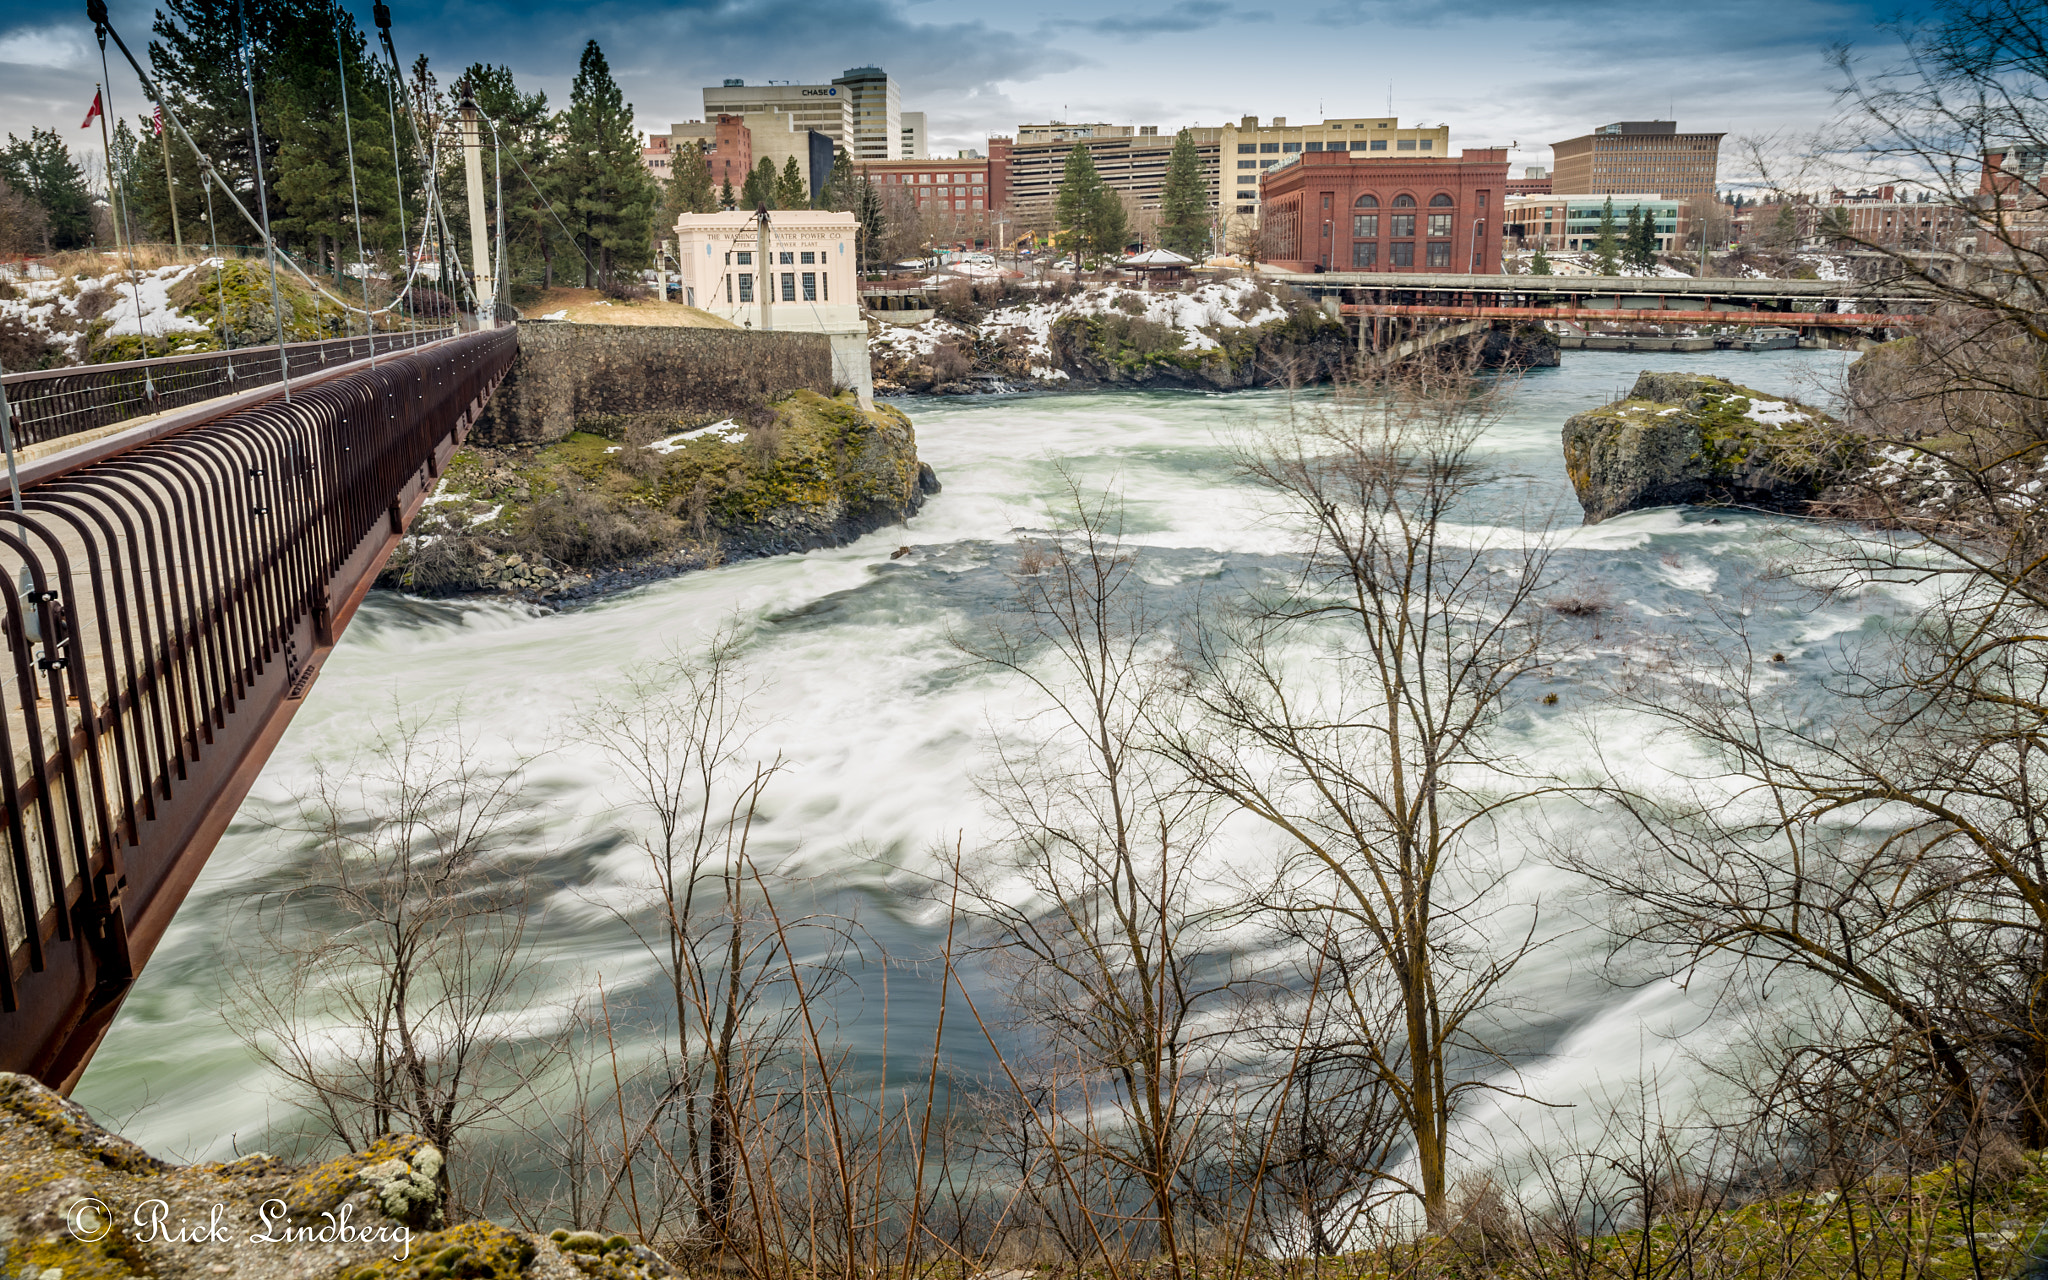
[869,276,1295,382]
[1,261,214,363]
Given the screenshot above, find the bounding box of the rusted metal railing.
[0,329,457,446]
[0,325,516,1085]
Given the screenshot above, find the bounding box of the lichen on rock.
[1560,370,1863,524]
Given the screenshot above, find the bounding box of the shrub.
[518,482,679,567]
[932,280,980,324]
[73,284,115,321]
[0,314,61,370]
[598,273,651,301]
[929,343,972,382]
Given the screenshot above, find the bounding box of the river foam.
[77,349,1890,1181]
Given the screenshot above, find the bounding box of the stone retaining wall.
[474,323,836,446]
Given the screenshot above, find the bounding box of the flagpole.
[93,83,121,253]
[157,109,183,255]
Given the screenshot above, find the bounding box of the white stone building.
[673,210,871,404]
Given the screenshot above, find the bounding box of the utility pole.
[756,205,773,331]
[458,83,495,326]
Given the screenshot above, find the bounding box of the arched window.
[1392,193,1416,208]
[1428,193,1454,207]
[1354,193,1379,208]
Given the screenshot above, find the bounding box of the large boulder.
[1561,371,1863,524]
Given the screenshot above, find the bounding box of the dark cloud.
[1084,1,1264,35]
[0,0,1962,165]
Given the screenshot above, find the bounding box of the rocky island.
[1561,371,1864,523]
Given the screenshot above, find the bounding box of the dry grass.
[526,286,737,329]
[40,244,224,277]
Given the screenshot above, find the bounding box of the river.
[74,348,1884,1182]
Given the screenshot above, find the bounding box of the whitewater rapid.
[75,349,1889,1175]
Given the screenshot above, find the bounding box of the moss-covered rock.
[1560,371,1864,524]
[0,1071,445,1279]
[380,390,934,598]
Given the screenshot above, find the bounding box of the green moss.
[0,1073,164,1174]
[341,1220,536,1280]
[5,1223,156,1280]
[286,1134,439,1224]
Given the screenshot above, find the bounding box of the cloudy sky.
[0,0,1935,183]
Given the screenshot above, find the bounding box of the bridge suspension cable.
[83,0,465,326]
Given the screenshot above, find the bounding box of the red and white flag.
[151,104,163,136]
[80,90,102,129]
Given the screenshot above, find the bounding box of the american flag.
[151,104,163,137]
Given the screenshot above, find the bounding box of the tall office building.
[834,66,901,162]
[702,78,854,153]
[1549,121,1723,202]
[900,111,928,160]
[703,68,906,161]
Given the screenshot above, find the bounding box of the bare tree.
[1158,365,1565,1230]
[226,712,548,1209]
[956,483,1242,1277]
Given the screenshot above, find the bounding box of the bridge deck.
[1265,270,1940,302]
[0,328,516,1087]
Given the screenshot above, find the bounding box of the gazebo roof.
[1124,248,1195,267]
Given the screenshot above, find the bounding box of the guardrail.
[0,326,516,1085]
[0,329,457,447]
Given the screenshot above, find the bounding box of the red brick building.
[647,116,755,195]
[986,135,1012,214]
[855,155,995,213]
[1260,147,1509,273]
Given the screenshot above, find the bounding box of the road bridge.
[1265,271,1936,343]
[0,327,516,1088]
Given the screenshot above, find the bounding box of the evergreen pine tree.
[741,156,776,211]
[1633,206,1661,269]
[1055,143,1105,260]
[1594,197,1620,274]
[0,128,94,249]
[1622,206,1642,272]
[855,173,886,272]
[661,140,715,218]
[1530,243,1553,274]
[775,155,808,210]
[719,179,736,211]
[267,2,399,276]
[1157,127,1208,258]
[559,40,657,287]
[1091,185,1129,258]
[822,148,856,211]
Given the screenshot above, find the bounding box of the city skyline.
[0,0,1938,186]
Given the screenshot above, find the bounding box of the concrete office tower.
[703,77,854,152]
[1549,121,1723,202]
[833,66,901,162]
[900,111,927,160]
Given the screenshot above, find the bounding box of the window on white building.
[801,251,816,264]
[781,272,795,301]
[738,273,753,302]
[802,272,817,301]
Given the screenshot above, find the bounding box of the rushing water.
[76,348,1893,1176]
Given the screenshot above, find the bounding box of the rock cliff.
[1561,371,1864,523]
